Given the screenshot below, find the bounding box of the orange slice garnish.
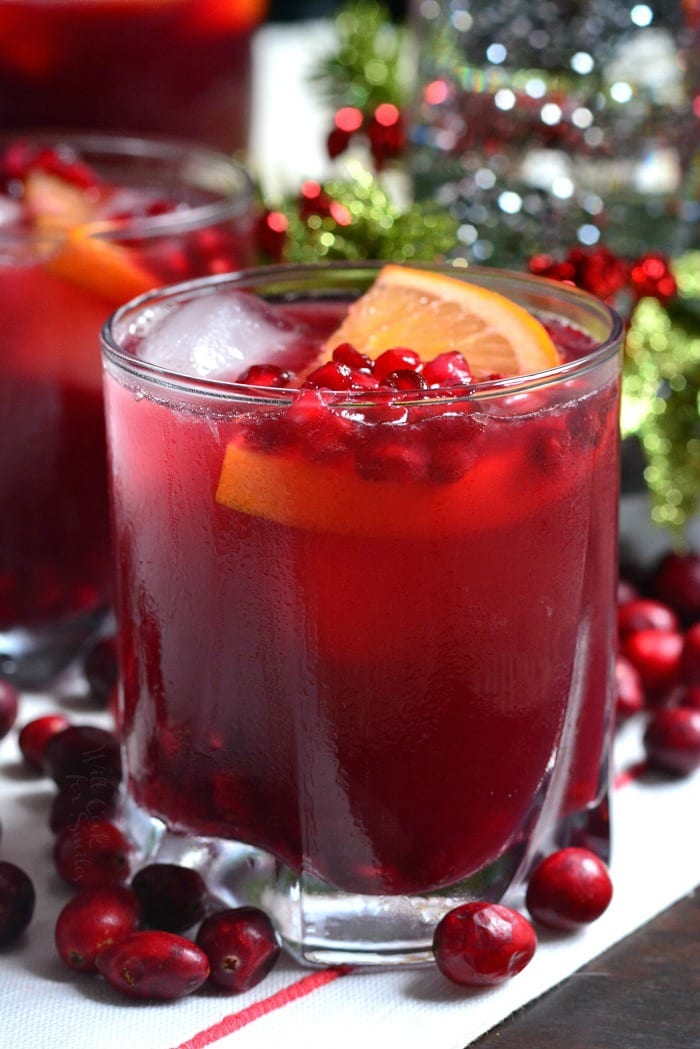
[326,264,560,378]
[25,170,156,305]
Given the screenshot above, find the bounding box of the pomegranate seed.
[55,885,142,973]
[332,342,372,372]
[621,628,684,697]
[96,930,209,1000]
[237,364,291,388]
[131,863,208,933]
[373,348,421,382]
[196,906,281,992]
[381,369,428,391]
[614,654,645,720]
[0,679,19,739]
[18,713,71,771]
[0,861,35,946]
[84,636,119,706]
[43,724,121,787]
[53,819,131,888]
[680,623,700,686]
[302,361,356,390]
[525,848,613,931]
[643,707,700,776]
[649,551,700,624]
[355,434,428,482]
[421,350,473,388]
[433,902,536,987]
[617,598,679,638]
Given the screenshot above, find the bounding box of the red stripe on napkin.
[173,966,352,1049]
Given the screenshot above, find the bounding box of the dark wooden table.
[472,888,700,1048]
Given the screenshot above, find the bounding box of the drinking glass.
[0,133,254,685]
[0,0,267,154]
[102,263,623,966]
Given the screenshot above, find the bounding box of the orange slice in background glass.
[216,265,564,536]
[326,264,560,379]
[25,170,155,306]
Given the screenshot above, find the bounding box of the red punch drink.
[102,263,623,965]
[0,0,267,153]
[0,135,253,684]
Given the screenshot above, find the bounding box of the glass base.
[123,790,612,968]
[0,606,108,688]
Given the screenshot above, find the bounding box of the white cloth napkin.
[1,682,698,1049]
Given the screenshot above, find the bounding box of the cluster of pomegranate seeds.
[616,550,700,776]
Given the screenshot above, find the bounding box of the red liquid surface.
[107,302,620,896]
[0,0,266,153]
[0,150,253,631]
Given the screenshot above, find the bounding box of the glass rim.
[0,130,254,246]
[101,260,625,406]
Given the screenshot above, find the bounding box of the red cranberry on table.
[53,818,131,889]
[680,623,700,686]
[18,713,71,772]
[649,551,700,624]
[614,654,645,721]
[643,707,700,777]
[196,906,281,992]
[617,598,679,638]
[0,861,36,946]
[131,863,208,933]
[49,777,120,834]
[433,902,537,988]
[0,680,19,740]
[621,628,684,697]
[525,847,613,931]
[55,885,143,973]
[96,930,210,1000]
[43,724,121,788]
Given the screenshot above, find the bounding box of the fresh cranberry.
[421,351,473,388]
[237,364,291,388]
[680,623,700,686]
[381,369,428,391]
[649,551,700,624]
[614,654,645,720]
[679,685,700,711]
[43,724,121,787]
[55,885,142,973]
[49,777,120,834]
[373,348,422,383]
[617,598,679,638]
[332,342,372,373]
[643,707,700,776]
[0,861,36,945]
[196,906,281,992]
[53,819,131,888]
[621,628,684,696]
[525,847,613,931]
[0,679,19,739]
[131,863,208,933]
[433,902,536,987]
[84,636,119,706]
[96,930,210,1000]
[18,713,71,771]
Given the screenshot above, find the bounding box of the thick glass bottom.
[123,787,611,968]
[0,606,108,687]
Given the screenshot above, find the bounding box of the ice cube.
[137,290,304,380]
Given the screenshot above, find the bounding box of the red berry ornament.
[196,906,281,992]
[526,848,613,931]
[433,902,537,987]
[55,885,143,972]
